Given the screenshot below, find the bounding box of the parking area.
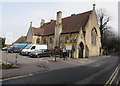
[1,50,76,78]
[1,51,53,78]
[1,50,112,79]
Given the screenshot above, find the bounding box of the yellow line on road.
[0,73,33,82]
[104,64,120,86]
[108,67,119,86]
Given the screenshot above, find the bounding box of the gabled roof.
[13,36,27,44]
[32,10,92,36]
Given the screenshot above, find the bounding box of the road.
[1,52,120,85]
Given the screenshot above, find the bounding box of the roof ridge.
[62,10,92,20]
[40,10,92,28]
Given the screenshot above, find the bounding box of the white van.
[20,44,47,55]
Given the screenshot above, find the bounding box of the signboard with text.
[65,44,72,50]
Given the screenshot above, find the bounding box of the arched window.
[43,38,47,44]
[36,37,40,44]
[49,37,53,44]
[65,36,69,43]
[91,28,97,45]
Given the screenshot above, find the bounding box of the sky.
[0,0,119,44]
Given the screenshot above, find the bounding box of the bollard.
[5,52,8,65]
[15,54,18,64]
[54,53,57,62]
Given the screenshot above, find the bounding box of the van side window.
[31,46,36,50]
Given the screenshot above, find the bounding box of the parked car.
[7,43,28,53]
[1,46,10,51]
[20,44,47,55]
[103,50,109,55]
[29,49,52,58]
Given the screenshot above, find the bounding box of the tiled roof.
[32,28,44,36]
[13,36,27,44]
[32,10,92,36]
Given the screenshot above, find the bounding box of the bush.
[2,63,19,69]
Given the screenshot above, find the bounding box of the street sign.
[66,44,72,50]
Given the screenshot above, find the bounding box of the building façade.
[25,4,102,58]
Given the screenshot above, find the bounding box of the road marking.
[104,64,120,86]
[109,68,119,85]
[0,73,33,82]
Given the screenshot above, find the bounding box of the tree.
[103,30,120,53]
[97,8,110,48]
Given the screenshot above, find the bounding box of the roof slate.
[31,10,92,36]
[13,36,27,44]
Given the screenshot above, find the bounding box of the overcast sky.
[0,0,119,44]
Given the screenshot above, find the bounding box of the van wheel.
[28,52,30,55]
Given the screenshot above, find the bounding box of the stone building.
[26,4,102,58]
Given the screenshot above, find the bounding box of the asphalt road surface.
[2,53,120,86]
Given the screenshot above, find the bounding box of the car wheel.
[11,51,14,53]
[49,54,52,57]
[37,55,40,58]
[8,51,11,53]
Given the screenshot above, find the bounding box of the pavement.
[1,51,114,79]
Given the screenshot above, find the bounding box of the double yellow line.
[104,64,120,86]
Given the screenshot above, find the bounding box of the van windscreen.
[24,45,31,49]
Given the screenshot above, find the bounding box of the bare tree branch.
[97,8,111,48]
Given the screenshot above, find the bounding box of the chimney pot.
[93,3,96,10]
[40,19,45,27]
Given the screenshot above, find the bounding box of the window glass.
[49,37,53,44]
[44,38,47,44]
[91,28,97,45]
[31,46,36,49]
[24,45,31,49]
[36,38,40,44]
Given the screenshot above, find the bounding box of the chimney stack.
[40,19,45,27]
[30,22,32,28]
[56,11,62,25]
[54,11,62,48]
